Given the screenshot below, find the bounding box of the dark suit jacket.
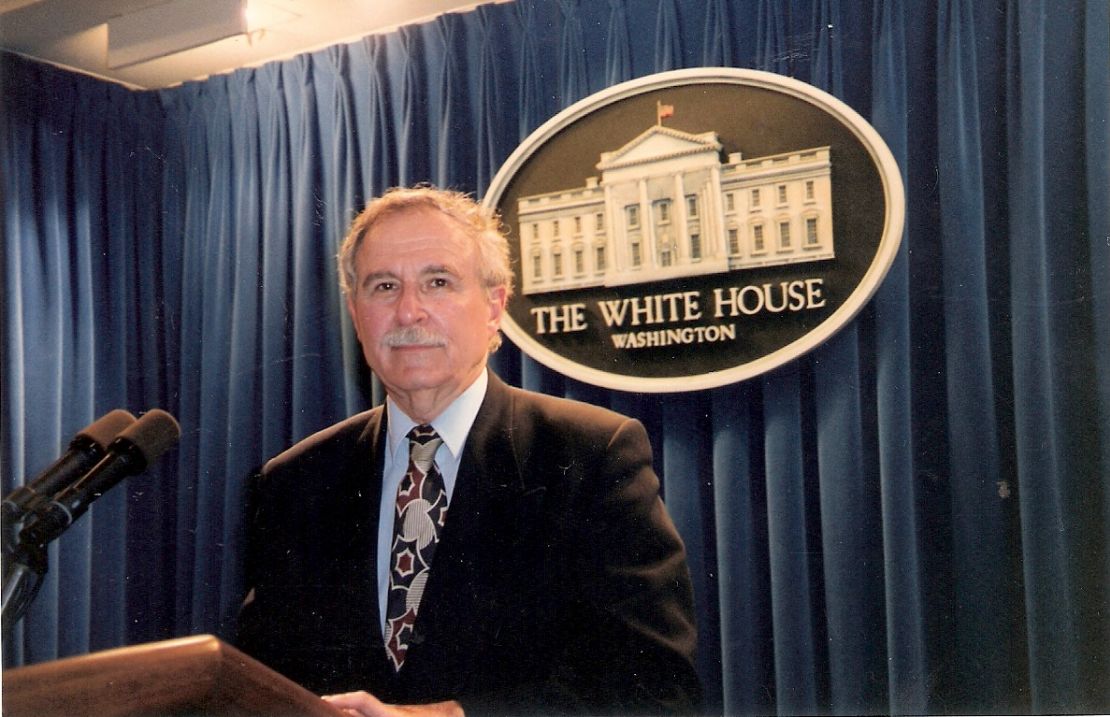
[235,371,702,715]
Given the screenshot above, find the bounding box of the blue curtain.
[2,0,1107,714]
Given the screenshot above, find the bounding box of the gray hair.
[338,186,514,300]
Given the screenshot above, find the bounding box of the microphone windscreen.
[119,409,181,465]
[74,409,137,449]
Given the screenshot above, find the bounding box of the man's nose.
[395,286,426,324]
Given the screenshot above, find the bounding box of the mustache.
[381,326,448,348]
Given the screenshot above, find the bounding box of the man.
[236,187,701,716]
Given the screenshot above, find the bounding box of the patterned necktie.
[384,424,448,671]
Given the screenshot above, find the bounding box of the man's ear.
[346,293,363,343]
[487,285,508,329]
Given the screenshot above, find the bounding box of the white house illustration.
[516,124,835,295]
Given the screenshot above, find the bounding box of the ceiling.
[0,0,500,90]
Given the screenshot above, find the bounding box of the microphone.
[2,410,137,525]
[18,409,181,548]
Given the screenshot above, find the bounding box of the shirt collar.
[385,369,489,463]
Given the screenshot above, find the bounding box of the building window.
[779,221,791,249]
[595,245,606,272]
[552,248,563,277]
[631,240,642,267]
[728,228,740,255]
[655,199,671,224]
[752,224,765,253]
[686,195,698,217]
[574,246,585,274]
[660,247,673,267]
[806,217,819,246]
[626,205,640,229]
[690,233,702,260]
[777,184,788,205]
[595,213,605,232]
[805,180,815,201]
[531,223,539,240]
[532,251,542,280]
[726,192,736,212]
[574,216,582,235]
[552,219,560,238]
[751,188,761,209]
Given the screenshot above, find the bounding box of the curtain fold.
[557,0,589,104]
[397,28,431,187]
[122,87,175,650]
[701,0,733,67]
[662,392,721,710]
[289,57,342,440]
[60,75,103,660]
[868,0,930,712]
[763,365,820,715]
[805,8,886,709]
[513,1,544,139]
[173,81,215,635]
[219,69,263,633]
[320,45,369,418]
[1006,0,1106,710]
[434,15,468,186]
[936,0,1023,709]
[756,0,789,75]
[1,57,32,667]
[605,0,633,86]
[474,6,507,194]
[2,0,1107,713]
[811,0,843,97]
[190,75,236,633]
[350,36,398,205]
[814,327,887,714]
[255,63,297,458]
[654,0,683,72]
[711,383,773,716]
[1087,3,1110,703]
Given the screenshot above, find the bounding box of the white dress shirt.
[376,369,489,631]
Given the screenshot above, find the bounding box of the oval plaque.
[485,68,904,392]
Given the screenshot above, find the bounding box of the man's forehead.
[364,209,470,248]
[356,214,479,278]
[372,205,467,234]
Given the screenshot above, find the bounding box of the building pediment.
[597,126,723,172]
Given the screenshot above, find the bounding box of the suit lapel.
[437,371,526,552]
[357,407,393,673]
[397,372,526,679]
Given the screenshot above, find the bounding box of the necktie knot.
[407,425,442,474]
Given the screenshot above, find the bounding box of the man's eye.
[372,281,396,293]
[429,277,451,289]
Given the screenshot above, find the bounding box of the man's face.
[346,207,507,407]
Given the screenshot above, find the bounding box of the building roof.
[596,125,723,172]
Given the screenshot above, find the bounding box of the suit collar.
[393,370,533,679]
[383,369,489,469]
[456,370,522,491]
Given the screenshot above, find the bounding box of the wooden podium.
[1,634,344,716]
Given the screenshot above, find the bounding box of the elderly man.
[235,187,701,716]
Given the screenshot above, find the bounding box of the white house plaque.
[484,68,904,392]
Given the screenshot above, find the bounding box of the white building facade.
[517,125,835,295]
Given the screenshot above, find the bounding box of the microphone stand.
[2,506,49,635]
